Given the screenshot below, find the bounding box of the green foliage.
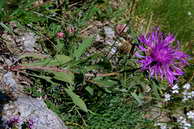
[131,92,144,106]
[0,22,14,34]
[73,38,93,60]
[24,55,72,67]
[0,0,5,9]
[49,71,74,84]
[85,94,153,129]
[65,87,88,112]
[135,0,194,43]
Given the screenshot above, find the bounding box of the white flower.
[182,91,191,101]
[182,96,189,102]
[179,116,184,120]
[110,47,117,54]
[164,94,171,101]
[182,90,194,101]
[183,91,189,96]
[187,111,194,119]
[178,116,191,129]
[172,84,179,90]
[183,122,191,129]
[172,90,179,94]
[155,123,167,129]
[160,125,167,129]
[187,93,192,98]
[172,84,179,94]
[188,11,192,16]
[177,116,184,122]
[178,117,187,124]
[191,91,194,97]
[183,83,191,90]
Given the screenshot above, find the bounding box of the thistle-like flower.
[136,28,188,84]
[6,116,20,128]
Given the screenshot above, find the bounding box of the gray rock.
[2,22,37,53]
[2,72,17,92]
[104,26,115,39]
[1,96,68,129]
[0,72,68,129]
[0,72,24,99]
[21,32,37,52]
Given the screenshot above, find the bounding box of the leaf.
[24,72,56,85]
[24,58,51,66]
[0,0,5,9]
[19,53,47,59]
[151,81,161,99]
[65,87,88,112]
[73,38,93,59]
[24,55,72,67]
[45,100,61,114]
[131,92,143,106]
[92,78,118,88]
[67,53,102,68]
[51,71,74,84]
[48,55,72,66]
[79,6,99,26]
[85,86,94,95]
[0,22,14,34]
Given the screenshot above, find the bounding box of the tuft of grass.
[134,0,194,43]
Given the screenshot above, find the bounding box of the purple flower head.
[22,119,34,129]
[27,119,34,129]
[136,28,188,85]
[6,116,20,127]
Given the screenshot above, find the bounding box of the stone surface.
[20,32,37,52]
[104,26,115,39]
[0,72,68,129]
[0,72,24,99]
[2,72,17,91]
[2,21,38,53]
[1,96,68,129]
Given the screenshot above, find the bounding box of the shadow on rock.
[0,91,12,128]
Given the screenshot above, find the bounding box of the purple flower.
[22,119,34,129]
[6,116,20,127]
[27,119,34,129]
[136,28,188,84]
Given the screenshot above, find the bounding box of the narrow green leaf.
[73,38,93,59]
[151,81,160,99]
[51,71,74,84]
[85,86,94,95]
[48,55,72,66]
[92,78,117,88]
[131,92,143,106]
[23,72,56,85]
[24,55,72,67]
[0,22,14,34]
[65,87,88,112]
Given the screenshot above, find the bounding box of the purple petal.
[164,34,175,45]
[138,45,147,51]
[135,52,144,58]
